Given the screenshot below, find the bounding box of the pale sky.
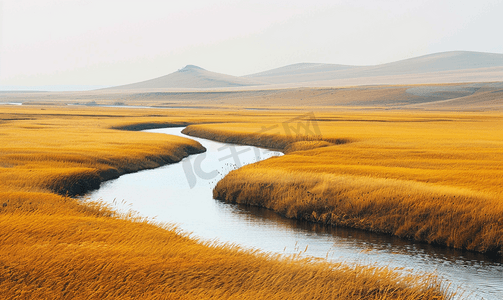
[0,0,502,90]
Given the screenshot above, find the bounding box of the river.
[84,127,502,300]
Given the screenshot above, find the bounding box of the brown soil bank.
[183,112,503,256]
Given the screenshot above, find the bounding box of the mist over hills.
[107,51,503,90]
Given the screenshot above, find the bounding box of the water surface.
[85,127,503,300]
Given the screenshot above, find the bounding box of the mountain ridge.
[107,51,503,90]
[245,51,503,84]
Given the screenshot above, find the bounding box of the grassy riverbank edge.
[52,140,205,197]
[182,122,503,257]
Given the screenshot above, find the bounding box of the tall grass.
[215,167,503,253]
[186,111,503,255]
[0,108,205,196]
[0,106,451,299]
[0,207,451,300]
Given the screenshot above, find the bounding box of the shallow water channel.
[85,127,502,300]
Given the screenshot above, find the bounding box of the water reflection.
[85,127,502,300]
[237,202,502,265]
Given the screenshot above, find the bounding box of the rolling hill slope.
[110,65,265,89]
[244,51,503,84]
[103,51,502,100]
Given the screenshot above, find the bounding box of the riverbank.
[0,106,451,299]
[183,111,503,256]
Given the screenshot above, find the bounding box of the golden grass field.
[0,105,452,299]
[184,111,503,255]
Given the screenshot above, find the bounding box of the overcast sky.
[0,0,502,90]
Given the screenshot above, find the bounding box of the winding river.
[85,127,502,300]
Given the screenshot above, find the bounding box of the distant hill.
[246,63,357,78]
[109,65,265,90]
[244,51,503,84]
[367,51,503,74]
[107,51,502,89]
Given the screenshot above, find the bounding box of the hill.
[109,65,265,90]
[105,51,503,89]
[244,51,503,85]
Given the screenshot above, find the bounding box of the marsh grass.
[0,106,452,299]
[0,205,452,300]
[215,168,502,253]
[186,111,503,255]
[0,107,206,196]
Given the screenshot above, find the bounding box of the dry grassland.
[3,82,502,110]
[0,106,450,299]
[184,111,503,255]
